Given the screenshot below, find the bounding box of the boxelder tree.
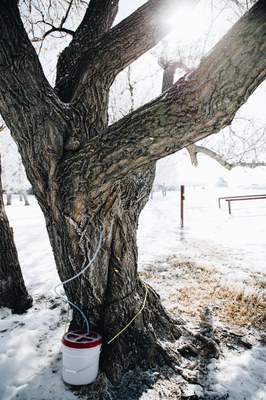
[0,0,265,383]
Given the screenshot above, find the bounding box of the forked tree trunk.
[40,160,180,383]
[50,58,182,384]
[0,157,32,313]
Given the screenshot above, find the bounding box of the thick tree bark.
[0,156,32,313]
[0,0,265,384]
[55,0,199,103]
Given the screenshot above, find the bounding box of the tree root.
[76,321,223,399]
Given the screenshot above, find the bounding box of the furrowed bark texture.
[0,0,265,383]
[0,156,32,313]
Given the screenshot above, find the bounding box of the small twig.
[44,26,74,38]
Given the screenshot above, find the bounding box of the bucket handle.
[63,355,99,374]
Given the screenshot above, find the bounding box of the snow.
[139,186,266,275]
[0,186,266,399]
[207,346,266,400]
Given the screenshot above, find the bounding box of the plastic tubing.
[54,226,102,335]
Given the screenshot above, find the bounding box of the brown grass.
[141,260,266,332]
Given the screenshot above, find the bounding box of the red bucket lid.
[62,331,102,349]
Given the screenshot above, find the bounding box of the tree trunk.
[42,178,183,383]
[20,189,30,206]
[6,190,12,205]
[52,55,180,383]
[0,156,32,313]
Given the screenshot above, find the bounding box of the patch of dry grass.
[169,261,265,332]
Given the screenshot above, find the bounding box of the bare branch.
[199,116,266,166]
[55,0,199,102]
[156,51,191,92]
[41,0,76,38]
[60,0,266,197]
[43,26,74,38]
[59,0,75,28]
[187,144,266,170]
[19,0,86,43]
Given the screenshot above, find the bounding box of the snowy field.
[0,187,265,399]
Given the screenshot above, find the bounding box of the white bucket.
[61,331,102,385]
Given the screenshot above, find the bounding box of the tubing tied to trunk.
[54,226,103,334]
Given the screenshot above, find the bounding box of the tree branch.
[59,0,75,29]
[43,0,76,38]
[55,0,199,102]
[160,60,190,92]
[74,0,119,41]
[55,0,119,99]
[60,0,266,198]
[43,26,74,38]
[187,144,266,169]
[0,0,67,193]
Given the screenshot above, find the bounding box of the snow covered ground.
[138,186,266,277]
[0,187,265,399]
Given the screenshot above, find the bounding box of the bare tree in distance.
[0,127,31,203]
[0,0,265,390]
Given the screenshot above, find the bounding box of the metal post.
[227,200,232,215]
[180,185,185,228]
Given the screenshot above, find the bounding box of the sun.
[165,3,206,43]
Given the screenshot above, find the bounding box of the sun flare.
[166,3,206,42]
